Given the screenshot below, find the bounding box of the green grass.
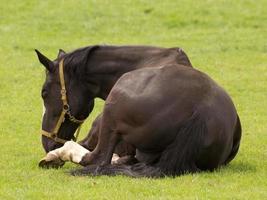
[0,0,267,199]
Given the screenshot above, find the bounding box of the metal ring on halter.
[63,104,70,111]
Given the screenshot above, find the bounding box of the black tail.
[155,113,205,176]
[71,163,164,178]
[224,114,242,165]
[71,113,206,178]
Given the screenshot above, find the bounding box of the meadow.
[0,0,266,199]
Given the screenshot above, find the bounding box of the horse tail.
[154,112,205,176]
[224,114,242,165]
[71,113,206,178]
[71,163,164,178]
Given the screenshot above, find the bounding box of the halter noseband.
[41,59,85,144]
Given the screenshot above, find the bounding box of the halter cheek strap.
[41,59,85,144]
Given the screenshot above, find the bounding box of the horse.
[36,45,241,177]
[36,45,192,153]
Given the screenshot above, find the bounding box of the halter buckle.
[61,89,67,95]
[51,133,56,138]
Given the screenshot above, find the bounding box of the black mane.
[63,46,99,78]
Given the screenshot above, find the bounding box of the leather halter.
[41,59,85,144]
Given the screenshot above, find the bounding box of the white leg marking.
[47,141,90,164]
[111,154,120,164]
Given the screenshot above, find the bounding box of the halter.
[41,59,85,144]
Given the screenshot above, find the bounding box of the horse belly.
[119,123,176,152]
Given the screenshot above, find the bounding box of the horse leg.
[78,126,99,151]
[39,140,121,169]
[78,133,91,149]
[39,141,90,168]
[78,113,102,151]
[75,105,121,168]
[79,127,120,166]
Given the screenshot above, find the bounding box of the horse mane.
[63,45,100,78]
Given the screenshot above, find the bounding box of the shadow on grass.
[223,161,257,173]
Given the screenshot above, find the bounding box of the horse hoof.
[39,154,65,169]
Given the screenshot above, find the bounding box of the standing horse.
[36,45,192,153]
[36,45,241,177]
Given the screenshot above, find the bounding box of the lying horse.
[36,45,241,177]
[36,45,192,153]
[39,64,241,177]
[38,62,241,177]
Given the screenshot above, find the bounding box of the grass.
[0,0,266,199]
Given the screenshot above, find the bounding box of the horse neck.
[85,46,147,99]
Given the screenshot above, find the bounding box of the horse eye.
[41,90,48,99]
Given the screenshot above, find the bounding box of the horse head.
[35,47,97,152]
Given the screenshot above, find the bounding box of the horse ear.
[57,49,66,59]
[35,49,54,72]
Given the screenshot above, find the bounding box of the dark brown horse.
[36,45,241,177]
[36,45,192,153]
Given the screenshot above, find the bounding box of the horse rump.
[223,114,242,165]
